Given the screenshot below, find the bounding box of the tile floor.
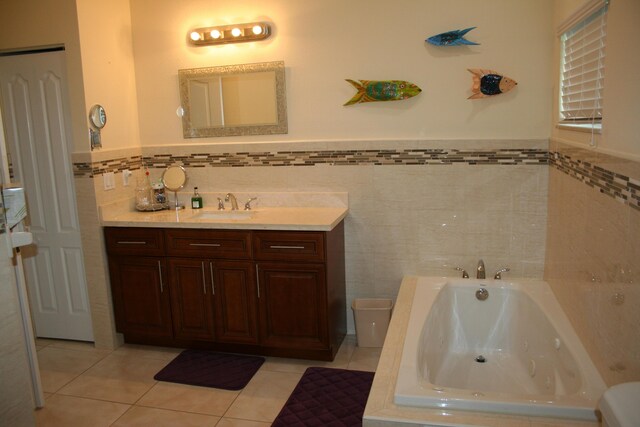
[34,335,381,426]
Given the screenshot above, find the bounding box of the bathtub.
[394,277,606,421]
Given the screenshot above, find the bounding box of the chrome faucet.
[494,267,510,280]
[225,193,238,210]
[476,259,486,279]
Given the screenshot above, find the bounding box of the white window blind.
[559,1,608,126]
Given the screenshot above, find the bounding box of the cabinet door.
[257,262,328,350]
[108,256,172,339]
[213,261,259,344]
[167,258,215,341]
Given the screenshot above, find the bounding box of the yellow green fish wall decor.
[467,69,517,99]
[344,79,422,106]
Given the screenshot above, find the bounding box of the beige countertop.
[99,192,349,231]
[101,206,348,231]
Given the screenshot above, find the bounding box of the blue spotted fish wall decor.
[467,69,517,99]
[344,79,422,106]
[426,27,479,46]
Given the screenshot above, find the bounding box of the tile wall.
[77,139,548,339]
[545,139,640,386]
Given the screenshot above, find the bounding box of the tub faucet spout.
[477,259,485,279]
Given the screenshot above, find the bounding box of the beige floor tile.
[34,394,129,427]
[348,346,382,372]
[112,406,219,426]
[137,381,239,416]
[48,340,112,357]
[37,346,108,393]
[57,354,169,404]
[216,418,272,427]
[261,335,356,373]
[36,338,58,347]
[224,370,302,422]
[112,343,183,362]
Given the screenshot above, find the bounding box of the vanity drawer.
[104,227,165,256]
[165,229,252,259]
[253,231,325,262]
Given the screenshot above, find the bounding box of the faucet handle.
[217,197,225,210]
[455,267,469,279]
[494,267,510,280]
[244,197,257,211]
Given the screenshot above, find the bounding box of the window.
[558,0,608,131]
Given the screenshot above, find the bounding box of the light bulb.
[252,25,263,35]
[190,31,201,41]
[231,27,242,37]
[210,29,222,39]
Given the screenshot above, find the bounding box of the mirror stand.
[171,190,184,210]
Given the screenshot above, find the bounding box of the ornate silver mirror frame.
[178,60,287,138]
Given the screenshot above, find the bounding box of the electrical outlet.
[122,169,132,186]
[103,172,115,190]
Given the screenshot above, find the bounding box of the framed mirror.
[178,61,287,138]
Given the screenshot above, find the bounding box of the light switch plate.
[103,172,115,190]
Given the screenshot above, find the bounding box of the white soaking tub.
[394,277,606,420]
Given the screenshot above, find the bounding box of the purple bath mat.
[272,367,375,427]
[153,349,264,390]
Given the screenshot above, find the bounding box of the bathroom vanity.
[101,195,347,361]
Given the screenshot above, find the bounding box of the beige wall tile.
[545,160,640,386]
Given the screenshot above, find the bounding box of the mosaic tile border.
[73,148,548,177]
[73,155,143,177]
[550,151,640,211]
[71,146,639,211]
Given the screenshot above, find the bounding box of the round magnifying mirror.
[89,104,107,129]
[162,165,187,210]
[162,165,187,191]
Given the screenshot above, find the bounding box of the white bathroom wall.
[131,0,553,145]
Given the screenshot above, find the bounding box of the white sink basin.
[193,210,255,220]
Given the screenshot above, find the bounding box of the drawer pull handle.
[189,243,221,247]
[201,262,206,294]
[269,245,305,250]
[117,241,147,245]
[158,261,164,293]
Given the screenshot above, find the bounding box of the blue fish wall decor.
[344,79,422,106]
[426,27,479,46]
[467,69,517,99]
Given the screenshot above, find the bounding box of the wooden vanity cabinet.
[165,229,259,345]
[167,258,215,341]
[105,228,173,340]
[104,222,345,361]
[254,222,346,360]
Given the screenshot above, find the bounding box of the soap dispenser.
[191,187,203,209]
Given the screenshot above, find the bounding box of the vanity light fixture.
[188,22,271,46]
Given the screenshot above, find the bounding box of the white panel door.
[0,50,93,341]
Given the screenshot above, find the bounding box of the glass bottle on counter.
[135,176,152,210]
[191,187,203,209]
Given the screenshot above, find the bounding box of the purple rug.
[272,367,375,427]
[153,349,264,390]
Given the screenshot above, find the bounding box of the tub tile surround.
[545,139,640,386]
[80,139,549,338]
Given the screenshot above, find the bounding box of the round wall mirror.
[162,165,187,191]
[89,104,107,129]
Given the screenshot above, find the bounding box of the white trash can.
[351,299,393,347]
